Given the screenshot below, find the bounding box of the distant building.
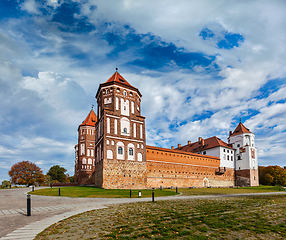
[75,71,259,188]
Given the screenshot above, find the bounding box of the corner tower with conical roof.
[94,71,147,189]
[228,122,259,186]
[75,109,97,185]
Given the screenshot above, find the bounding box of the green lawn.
[30,185,284,198]
[178,185,285,195]
[36,194,286,239]
[30,186,178,198]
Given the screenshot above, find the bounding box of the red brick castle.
[75,71,259,188]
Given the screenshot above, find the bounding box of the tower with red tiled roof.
[75,109,97,184]
[228,122,259,186]
[94,70,147,189]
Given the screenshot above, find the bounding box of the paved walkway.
[1,188,286,240]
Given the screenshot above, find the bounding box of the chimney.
[178,144,181,148]
[229,131,232,136]
[188,140,191,145]
[198,137,202,142]
[201,139,205,146]
[171,146,174,150]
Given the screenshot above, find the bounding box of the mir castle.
[74,71,259,189]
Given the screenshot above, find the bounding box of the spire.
[80,109,97,127]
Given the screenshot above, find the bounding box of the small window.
[129,148,133,156]
[227,155,229,160]
[124,106,126,110]
[237,144,240,147]
[106,89,109,94]
[123,128,127,133]
[227,150,229,153]
[124,91,127,96]
[223,149,225,152]
[237,155,241,160]
[203,151,206,155]
[118,147,123,155]
[119,78,125,83]
[231,156,233,161]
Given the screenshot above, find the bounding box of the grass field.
[30,186,178,198]
[35,194,286,239]
[30,185,284,198]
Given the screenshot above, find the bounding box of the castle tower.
[94,71,147,189]
[228,122,259,186]
[75,109,97,185]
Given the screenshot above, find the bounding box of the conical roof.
[79,109,97,127]
[230,122,252,137]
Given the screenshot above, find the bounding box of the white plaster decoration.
[114,119,117,134]
[117,142,124,160]
[131,101,134,114]
[81,143,85,155]
[121,98,129,116]
[88,158,92,164]
[140,124,143,138]
[116,97,119,110]
[107,150,113,159]
[137,153,142,162]
[120,117,130,136]
[91,149,94,157]
[87,149,90,157]
[133,123,136,138]
[111,141,114,145]
[127,143,135,160]
[82,158,87,164]
[106,140,110,145]
[107,117,110,133]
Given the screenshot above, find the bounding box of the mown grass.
[35,194,286,239]
[30,185,284,198]
[30,186,178,198]
[178,185,285,195]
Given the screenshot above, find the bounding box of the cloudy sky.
[1,0,286,182]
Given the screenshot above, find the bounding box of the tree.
[9,161,45,186]
[47,165,68,183]
[259,165,286,186]
[1,180,11,188]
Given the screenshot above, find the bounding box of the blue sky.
[1,0,286,182]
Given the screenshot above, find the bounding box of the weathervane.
[239,118,242,123]
[91,104,94,109]
[116,67,118,71]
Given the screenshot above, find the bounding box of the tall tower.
[94,71,147,189]
[228,122,259,186]
[75,109,97,185]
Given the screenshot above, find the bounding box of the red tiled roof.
[105,71,134,88]
[230,122,252,137]
[176,136,233,153]
[80,109,97,127]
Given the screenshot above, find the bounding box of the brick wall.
[100,159,147,189]
[236,169,259,186]
[146,146,235,188]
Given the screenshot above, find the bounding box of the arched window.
[118,147,123,155]
[127,143,135,160]
[82,158,86,164]
[123,127,127,133]
[117,142,124,160]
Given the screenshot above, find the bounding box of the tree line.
[258,165,286,186]
[2,161,74,187]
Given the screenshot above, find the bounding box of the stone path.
[1,188,286,240]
